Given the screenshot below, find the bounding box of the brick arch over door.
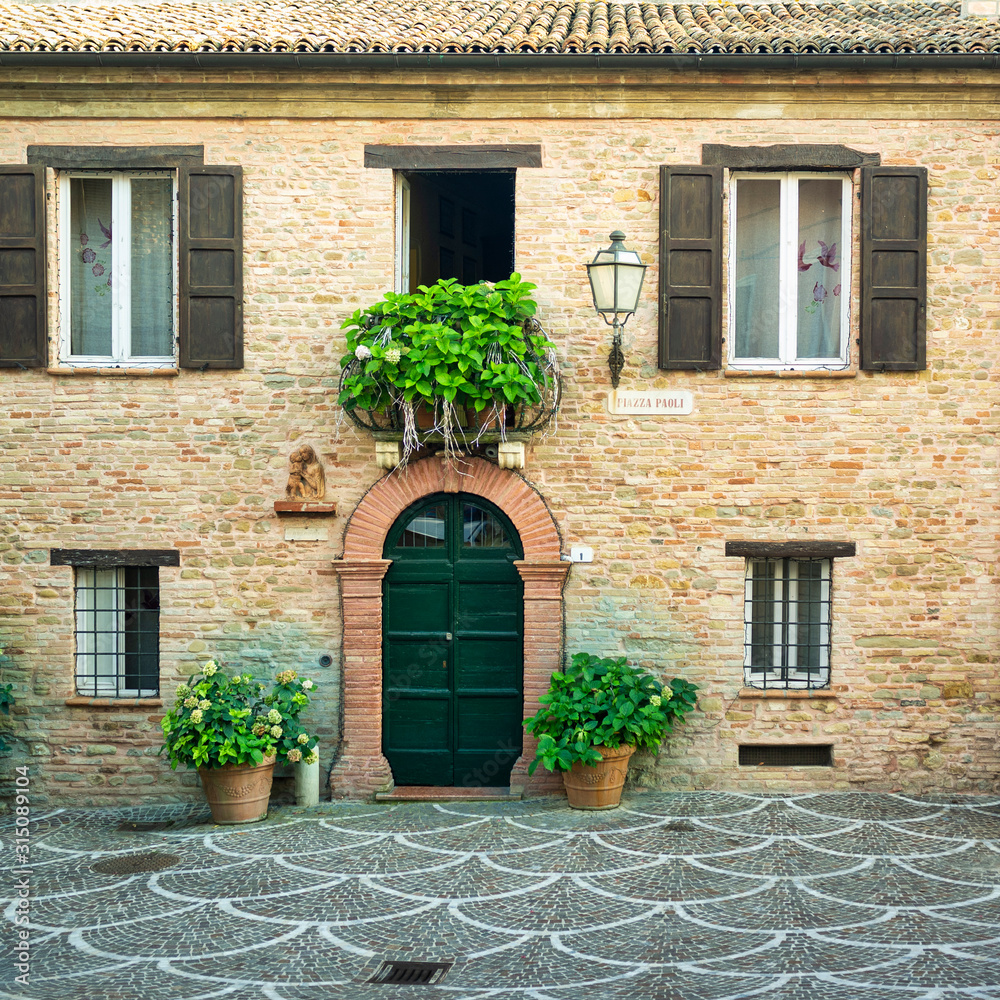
[331,456,568,798]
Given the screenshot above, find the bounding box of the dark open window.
[398,171,515,291]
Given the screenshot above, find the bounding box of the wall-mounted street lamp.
[586,230,647,389]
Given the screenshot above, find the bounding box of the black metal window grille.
[399,505,447,548]
[462,503,511,549]
[75,566,160,697]
[744,557,831,690]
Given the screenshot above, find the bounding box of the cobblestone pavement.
[4,791,1000,999]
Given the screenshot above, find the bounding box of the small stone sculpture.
[286,445,326,500]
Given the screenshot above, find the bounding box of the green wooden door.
[382,493,524,787]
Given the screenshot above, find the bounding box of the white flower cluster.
[267,709,282,725]
[384,347,401,365]
[649,694,662,707]
[355,344,372,360]
[190,709,203,723]
[203,660,218,678]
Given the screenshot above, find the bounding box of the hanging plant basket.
[338,275,560,464]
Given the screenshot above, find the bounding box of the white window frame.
[395,173,412,294]
[743,557,832,690]
[74,567,159,698]
[728,171,852,370]
[59,170,178,367]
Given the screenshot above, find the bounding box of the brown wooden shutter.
[860,166,927,370]
[0,165,47,367]
[179,165,243,368]
[658,165,722,370]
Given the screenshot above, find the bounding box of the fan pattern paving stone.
[3,792,1000,998]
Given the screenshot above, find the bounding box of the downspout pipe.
[0,51,998,71]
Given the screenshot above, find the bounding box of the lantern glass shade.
[587,241,646,317]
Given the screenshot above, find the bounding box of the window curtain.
[69,177,113,357]
[734,179,780,359]
[796,178,842,359]
[130,178,173,356]
[70,176,173,359]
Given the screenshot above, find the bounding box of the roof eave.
[0,51,998,70]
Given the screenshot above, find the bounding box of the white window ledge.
[47,367,179,377]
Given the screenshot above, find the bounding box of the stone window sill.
[65,697,163,708]
[274,501,337,516]
[739,688,838,699]
[48,367,179,377]
[724,369,857,379]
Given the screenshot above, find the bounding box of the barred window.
[75,566,160,697]
[744,557,831,690]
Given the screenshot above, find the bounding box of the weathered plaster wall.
[1,69,997,802]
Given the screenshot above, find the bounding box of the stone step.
[374,786,524,803]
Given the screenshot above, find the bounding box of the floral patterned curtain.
[795,178,842,359]
[70,177,113,357]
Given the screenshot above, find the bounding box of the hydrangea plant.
[523,652,698,775]
[159,660,318,770]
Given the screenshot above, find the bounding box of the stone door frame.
[330,456,568,798]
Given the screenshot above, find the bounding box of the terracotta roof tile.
[0,0,996,56]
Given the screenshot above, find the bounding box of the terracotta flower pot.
[562,744,636,810]
[197,756,276,824]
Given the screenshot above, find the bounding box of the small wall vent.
[739,744,833,767]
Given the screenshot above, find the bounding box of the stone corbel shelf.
[274,501,337,516]
[372,430,529,470]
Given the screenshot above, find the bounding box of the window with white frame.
[75,566,160,697]
[743,557,831,690]
[730,173,851,368]
[60,171,176,365]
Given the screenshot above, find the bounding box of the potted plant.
[338,274,559,463]
[523,652,698,809]
[160,660,318,824]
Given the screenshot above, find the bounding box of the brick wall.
[0,67,997,802]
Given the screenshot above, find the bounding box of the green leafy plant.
[338,274,557,460]
[523,652,698,775]
[0,681,12,755]
[160,660,318,770]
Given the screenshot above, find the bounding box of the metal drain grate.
[91,851,180,875]
[739,744,834,767]
[367,961,452,985]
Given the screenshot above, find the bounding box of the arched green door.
[382,493,524,787]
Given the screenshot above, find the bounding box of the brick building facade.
[0,1,998,803]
